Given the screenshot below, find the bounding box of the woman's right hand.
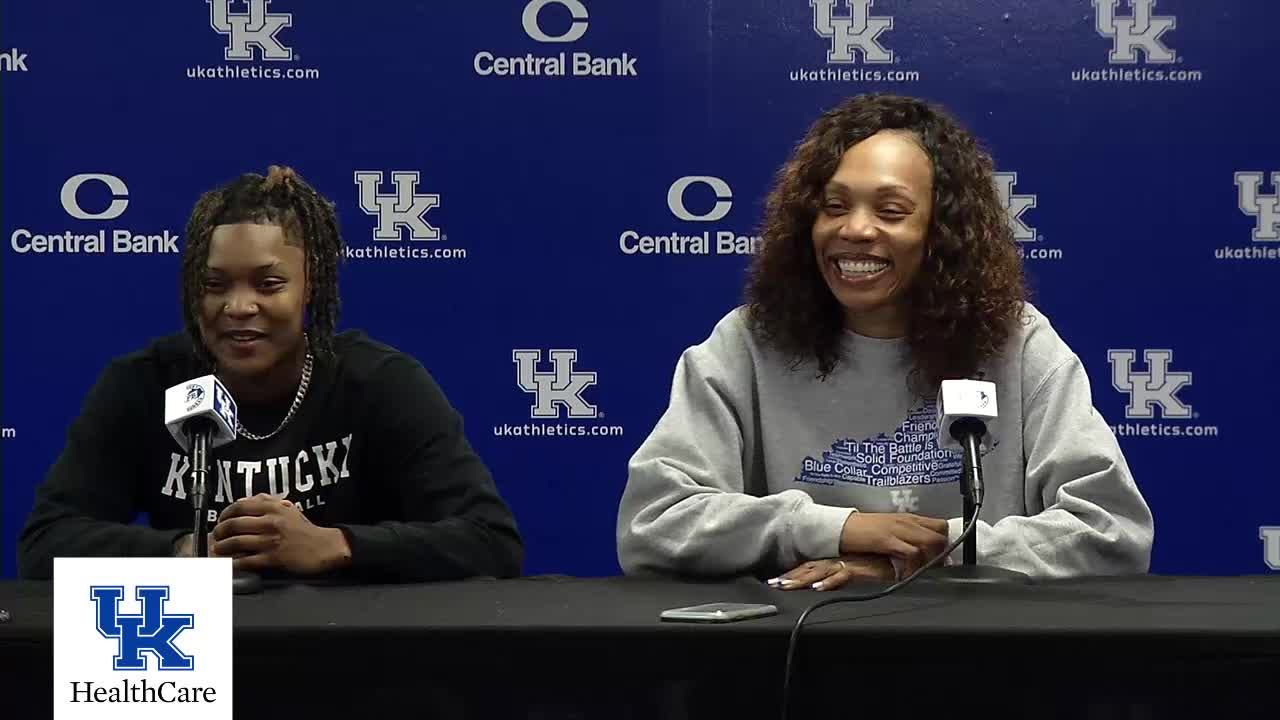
[839,512,949,570]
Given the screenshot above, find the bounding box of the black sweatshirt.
[17,330,523,582]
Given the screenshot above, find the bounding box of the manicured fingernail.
[767,577,781,585]
[812,581,825,590]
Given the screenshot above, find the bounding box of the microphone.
[928,379,1030,584]
[164,376,238,560]
[937,379,998,508]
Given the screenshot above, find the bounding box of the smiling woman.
[616,94,1154,590]
[17,166,523,583]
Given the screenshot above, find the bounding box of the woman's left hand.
[768,553,895,591]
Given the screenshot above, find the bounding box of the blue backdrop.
[2,0,1277,578]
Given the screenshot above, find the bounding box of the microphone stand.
[927,425,1031,584]
[186,421,262,595]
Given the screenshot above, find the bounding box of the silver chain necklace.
[227,344,314,442]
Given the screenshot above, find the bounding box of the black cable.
[778,499,982,720]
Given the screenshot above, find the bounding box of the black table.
[3,574,1279,719]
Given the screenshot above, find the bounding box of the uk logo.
[889,489,919,512]
[354,171,441,241]
[523,0,590,43]
[810,0,893,64]
[211,380,238,431]
[1235,172,1280,242]
[1108,349,1192,419]
[208,0,294,62]
[994,172,1037,243]
[1262,527,1280,571]
[1093,0,1176,64]
[513,349,598,419]
[90,586,193,671]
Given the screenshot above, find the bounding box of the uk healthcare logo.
[8,174,180,256]
[791,1,920,84]
[90,586,193,671]
[188,1,320,80]
[619,176,761,256]
[1215,172,1280,261]
[474,0,638,78]
[1073,1,1201,84]
[55,558,232,717]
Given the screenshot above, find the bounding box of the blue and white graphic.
[811,0,893,64]
[795,403,963,488]
[90,586,194,671]
[513,349,598,419]
[208,0,294,62]
[1262,527,1280,571]
[1236,171,1280,242]
[1093,0,1176,64]
[1108,349,1192,420]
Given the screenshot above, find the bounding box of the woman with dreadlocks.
[616,95,1153,588]
[18,165,523,582]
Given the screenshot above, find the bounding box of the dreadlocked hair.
[181,165,344,371]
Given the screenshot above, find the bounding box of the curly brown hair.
[745,93,1027,392]
[181,165,344,371]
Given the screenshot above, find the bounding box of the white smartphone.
[659,602,779,623]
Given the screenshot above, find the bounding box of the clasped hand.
[175,494,351,574]
[770,512,949,591]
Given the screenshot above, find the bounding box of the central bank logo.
[993,172,1037,243]
[355,171,441,241]
[90,586,193,671]
[668,176,732,222]
[514,349,598,419]
[1108,349,1192,419]
[63,174,130,220]
[474,0,637,78]
[619,176,759,256]
[9,175,179,256]
[0,48,29,72]
[1236,172,1280,243]
[523,0,589,43]
[811,0,893,64]
[208,0,293,61]
[1093,0,1175,64]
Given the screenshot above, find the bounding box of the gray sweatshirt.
[616,303,1154,579]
